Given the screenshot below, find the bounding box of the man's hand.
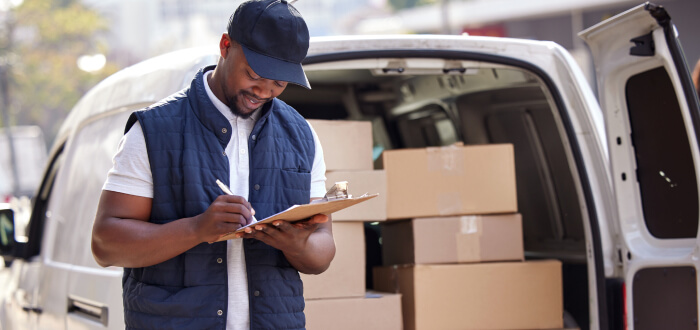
[235,213,328,244]
[193,194,256,243]
[236,214,335,274]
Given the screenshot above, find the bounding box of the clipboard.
[217,181,378,241]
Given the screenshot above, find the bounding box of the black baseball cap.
[228,0,311,89]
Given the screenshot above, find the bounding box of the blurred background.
[0,0,698,202]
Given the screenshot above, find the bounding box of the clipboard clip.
[323,181,351,201]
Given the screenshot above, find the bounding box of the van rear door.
[580,3,700,329]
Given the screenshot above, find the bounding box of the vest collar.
[188,66,231,149]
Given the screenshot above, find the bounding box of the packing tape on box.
[427,144,464,175]
[437,193,464,216]
[459,215,482,234]
[390,265,400,292]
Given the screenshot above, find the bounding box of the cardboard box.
[381,213,524,265]
[373,260,563,330]
[308,119,373,171]
[381,144,517,219]
[326,170,387,221]
[305,292,403,330]
[301,222,365,299]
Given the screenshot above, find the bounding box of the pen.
[216,179,234,195]
[216,179,257,222]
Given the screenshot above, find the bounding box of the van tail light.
[622,282,628,330]
[606,278,626,329]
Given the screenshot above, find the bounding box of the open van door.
[580,3,700,329]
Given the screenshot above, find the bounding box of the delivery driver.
[90,1,335,329]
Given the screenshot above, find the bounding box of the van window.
[22,144,64,258]
[625,67,699,239]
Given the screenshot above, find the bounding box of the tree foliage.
[388,0,438,11]
[1,0,118,144]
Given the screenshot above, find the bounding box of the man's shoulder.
[270,98,307,124]
[124,88,192,133]
[143,88,191,114]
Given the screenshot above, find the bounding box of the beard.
[227,90,269,119]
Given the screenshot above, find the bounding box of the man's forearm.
[284,227,336,274]
[92,191,255,268]
[91,216,202,268]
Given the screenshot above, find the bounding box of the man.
[91,1,335,329]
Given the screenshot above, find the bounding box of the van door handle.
[21,306,43,314]
[67,295,108,326]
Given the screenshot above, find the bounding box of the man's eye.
[275,81,286,88]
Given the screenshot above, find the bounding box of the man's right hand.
[193,194,256,243]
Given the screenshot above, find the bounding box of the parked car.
[0,125,47,202]
[1,3,698,329]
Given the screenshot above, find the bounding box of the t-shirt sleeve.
[308,121,327,199]
[102,121,154,198]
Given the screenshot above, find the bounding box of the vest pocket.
[279,168,311,191]
[282,164,311,173]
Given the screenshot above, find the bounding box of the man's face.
[219,41,289,118]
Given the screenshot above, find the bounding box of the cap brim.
[240,44,311,90]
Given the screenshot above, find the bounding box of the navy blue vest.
[121,66,314,329]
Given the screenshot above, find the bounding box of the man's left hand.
[236,214,328,244]
[235,214,335,274]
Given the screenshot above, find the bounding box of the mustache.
[240,91,271,104]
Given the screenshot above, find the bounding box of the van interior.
[279,58,590,329]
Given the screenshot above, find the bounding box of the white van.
[1,3,698,329]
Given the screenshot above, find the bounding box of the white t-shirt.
[103,71,327,330]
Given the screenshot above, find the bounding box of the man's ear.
[219,33,231,58]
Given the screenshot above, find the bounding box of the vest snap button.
[254,290,260,296]
[221,128,227,134]
[222,151,226,156]
[217,309,223,316]
[217,258,223,264]
[251,134,256,141]
[254,184,260,191]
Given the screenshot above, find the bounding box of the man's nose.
[252,79,275,99]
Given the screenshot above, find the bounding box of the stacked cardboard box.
[373,261,562,330]
[381,214,525,265]
[381,144,517,219]
[305,292,402,330]
[301,221,366,300]
[374,144,564,330]
[307,119,387,221]
[302,120,401,330]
